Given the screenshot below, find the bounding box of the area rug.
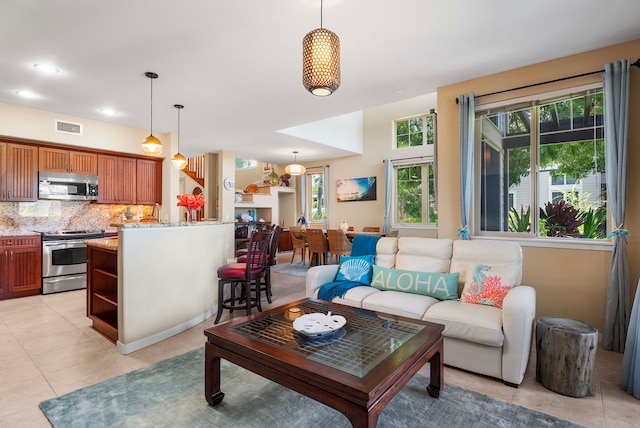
[40,348,585,428]
[270,261,310,277]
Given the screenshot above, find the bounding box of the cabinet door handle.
[9,250,12,260]
[7,192,10,199]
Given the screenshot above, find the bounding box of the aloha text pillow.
[460,264,517,308]
[335,255,375,285]
[370,265,458,300]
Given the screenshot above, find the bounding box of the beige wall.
[437,39,640,330]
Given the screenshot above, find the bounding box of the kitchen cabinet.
[0,235,41,300]
[86,245,118,342]
[39,147,98,175]
[136,159,162,205]
[97,154,137,204]
[0,143,38,202]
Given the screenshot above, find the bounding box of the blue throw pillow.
[370,265,459,300]
[334,255,375,285]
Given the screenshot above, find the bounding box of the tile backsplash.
[0,201,152,235]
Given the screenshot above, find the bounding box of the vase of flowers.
[176,194,206,222]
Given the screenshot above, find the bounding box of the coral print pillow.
[460,264,517,308]
[335,255,375,285]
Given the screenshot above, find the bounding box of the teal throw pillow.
[370,265,459,300]
[335,255,375,285]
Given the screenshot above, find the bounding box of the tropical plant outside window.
[395,163,437,224]
[235,159,257,169]
[476,87,607,239]
[307,170,325,222]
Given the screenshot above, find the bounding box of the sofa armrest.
[306,265,339,298]
[501,285,536,385]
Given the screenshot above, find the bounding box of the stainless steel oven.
[41,230,104,294]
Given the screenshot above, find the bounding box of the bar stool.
[237,225,283,303]
[215,231,271,324]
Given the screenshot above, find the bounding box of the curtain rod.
[383,156,429,163]
[455,58,640,104]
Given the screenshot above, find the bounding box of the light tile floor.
[1,262,639,427]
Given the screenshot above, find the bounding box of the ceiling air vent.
[55,119,83,136]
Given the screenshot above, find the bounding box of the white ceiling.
[1,0,640,165]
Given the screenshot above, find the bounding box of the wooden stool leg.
[214,279,225,324]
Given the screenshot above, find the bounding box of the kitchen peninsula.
[86,220,234,354]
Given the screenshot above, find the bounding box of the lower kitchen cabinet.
[0,236,41,300]
[86,245,118,342]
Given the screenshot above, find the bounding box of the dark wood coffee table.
[204,298,444,428]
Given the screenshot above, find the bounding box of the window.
[235,159,257,169]
[394,112,435,148]
[393,162,437,225]
[306,168,326,223]
[476,87,606,239]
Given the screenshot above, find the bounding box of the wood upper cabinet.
[97,154,136,204]
[39,147,98,175]
[0,143,38,202]
[136,159,162,205]
[0,235,41,300]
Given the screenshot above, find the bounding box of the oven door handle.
[42,274,86,283]
[44,240,86,247]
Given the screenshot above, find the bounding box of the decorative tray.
[292,312,347,337]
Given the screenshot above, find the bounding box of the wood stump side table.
[536,317,598,397]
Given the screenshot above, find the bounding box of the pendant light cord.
[320,0,323,28]
[150,77,154,135]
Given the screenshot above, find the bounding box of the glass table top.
[227,300,427,378]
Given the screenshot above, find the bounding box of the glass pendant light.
[141,72,163,155]
[285,151,306,176]
[302,0,340,96]
[171,104,187,170]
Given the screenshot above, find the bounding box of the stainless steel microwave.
[38,172,99,201]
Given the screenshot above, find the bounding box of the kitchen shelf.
[87,245,118,343]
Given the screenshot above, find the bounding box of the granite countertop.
[84,237,118,251]
[0,231,41,237]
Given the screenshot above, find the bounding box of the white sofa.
[306,237,536,386]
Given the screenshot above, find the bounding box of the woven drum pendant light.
[303,0,340,96]
[141,72,162,155]
[171,104,187,170]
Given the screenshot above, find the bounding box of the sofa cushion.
[424,300,504,347]
[395,237,453,273]
[450,240,522,284]
[460,264,517,308]
[370,265,458,300]
[331,286,380,308]
[335,255,375,285]
[375,237,398,268]
[362,291,440,319]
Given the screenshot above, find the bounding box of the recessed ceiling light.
[15,90,38,98]
[33,63,59,74]
[100,108,118,116]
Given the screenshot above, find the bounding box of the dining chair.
[289,226,308,265]
[326,229,352,263]
[306,228,330,267]
[215,230,271,324]
[363,226,380,232]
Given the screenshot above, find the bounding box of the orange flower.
[176,194,206,211]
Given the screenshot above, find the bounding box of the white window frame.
[391,159,437,229]
[472,83,611,251]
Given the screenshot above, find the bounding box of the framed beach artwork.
[336,177,377,202]
[263,162,272,173]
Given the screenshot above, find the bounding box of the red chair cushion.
[217,263,263,280]
[235,248,248,257]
